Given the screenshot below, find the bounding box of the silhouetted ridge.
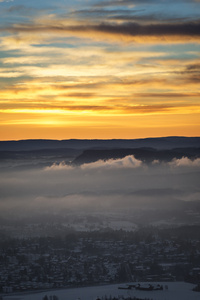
[72,147,200,165]
[0,148,81,160]
[0,137,200,151]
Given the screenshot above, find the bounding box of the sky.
[0,0,200,140]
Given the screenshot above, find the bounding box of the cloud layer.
[1,156,200,218]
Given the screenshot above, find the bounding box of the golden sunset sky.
[0,0,200,140]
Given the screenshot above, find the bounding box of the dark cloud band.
[3,21,200,38]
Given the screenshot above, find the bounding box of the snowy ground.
[3,282,199,300]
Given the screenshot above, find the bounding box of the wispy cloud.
[2,20,200,44]
[95,0,200,7]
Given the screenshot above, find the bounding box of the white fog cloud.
[45,161,73,171]
[81,155,143,170]
[44,155,143,171]
[169,157,200,167]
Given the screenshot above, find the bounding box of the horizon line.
[1,136,200,142]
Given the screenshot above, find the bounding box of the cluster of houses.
[0,228,200,294]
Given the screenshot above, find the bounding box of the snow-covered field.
[3,282,199,300]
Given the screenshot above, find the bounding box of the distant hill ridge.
[0,137,200,151]
[72,147,200,165]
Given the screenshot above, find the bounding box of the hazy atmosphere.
[1,155,200,217]
[1,138,200,227]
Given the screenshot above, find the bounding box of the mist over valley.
[1,137,200,231]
